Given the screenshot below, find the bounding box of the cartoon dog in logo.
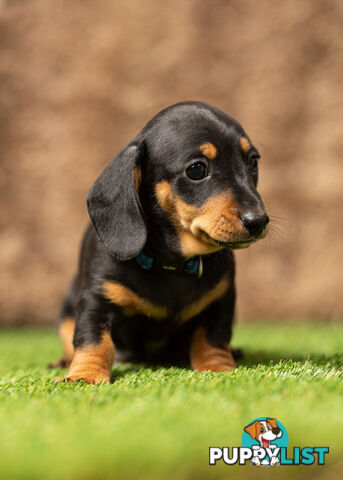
[244,418,283,466]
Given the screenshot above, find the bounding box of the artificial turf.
[0,322,342,480]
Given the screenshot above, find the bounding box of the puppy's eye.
[186,161,208,181]
[248,155,259,172]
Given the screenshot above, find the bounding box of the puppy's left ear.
[244,421,258,439]
[87,141,147,260]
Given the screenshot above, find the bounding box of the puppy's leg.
[190,327,236,372]
[49,316,75,368]
[189,284,236,372]
[49,276,79,369]
[57,332,114,385]
[56,293,114,385]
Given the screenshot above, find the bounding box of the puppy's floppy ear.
[267,418,278,429]
[87,141,147,260]
[244,421,259,439]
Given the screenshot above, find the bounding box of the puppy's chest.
[102,272,230,322]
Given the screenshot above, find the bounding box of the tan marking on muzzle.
[182,193,243,243]
[155,181,245,257]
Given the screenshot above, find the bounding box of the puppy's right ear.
[267,418,278,429]
[87,141,147,260]
[244,421,258,439]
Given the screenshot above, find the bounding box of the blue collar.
[135,250,203,278]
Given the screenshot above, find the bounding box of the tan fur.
[244,421,259,439]
[267,418,278,429]
[133,166,142,191]
[155,181,245,257]
[180,193,242,244]
[240,137,251,153]
[155,181,213,256]
[178,231,220,256]
[103,280,167,319]
[181,275,230,322]
[57,332,115,384]
[154,181,174,212]
[190,327,236,372]
[49,317,75,369]
[59,316,75,362]
[199,142,218,160]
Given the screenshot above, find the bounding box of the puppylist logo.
[209,417,329,467]
[242,417,287,466]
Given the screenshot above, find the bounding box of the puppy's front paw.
[190,327,236,373]
[56,365,111,385]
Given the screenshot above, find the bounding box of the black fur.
[87,142,147,260]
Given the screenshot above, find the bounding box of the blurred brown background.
[1,0,342,325]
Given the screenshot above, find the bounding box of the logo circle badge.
[242,417,289,467]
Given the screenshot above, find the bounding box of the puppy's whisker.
[251,140,265,148]
[268,217,289,236]
[269,214,289,221]
[266,227,284,243]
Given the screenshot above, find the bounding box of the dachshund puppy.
[52,101,269,384]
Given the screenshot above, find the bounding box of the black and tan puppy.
[52,101,269,384]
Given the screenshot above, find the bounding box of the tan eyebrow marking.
[199,142,217,160]
[240,137,251,154]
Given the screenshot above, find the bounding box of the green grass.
[0,323,342,480]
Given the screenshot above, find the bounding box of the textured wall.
[1,0,342,324]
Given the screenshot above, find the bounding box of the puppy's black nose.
[240,211,269,236]
[272,428,280,435]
